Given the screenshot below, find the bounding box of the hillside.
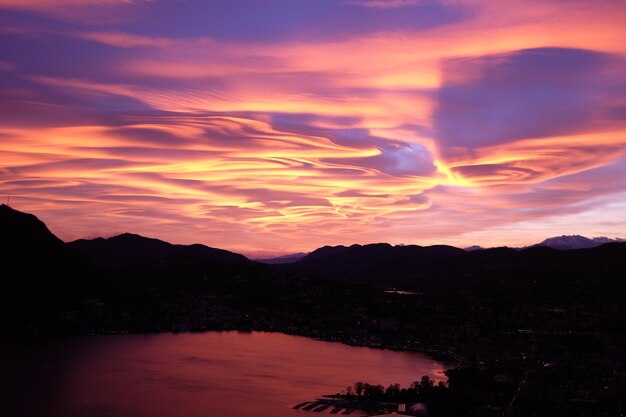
[69,233,250,269]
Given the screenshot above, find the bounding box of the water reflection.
[2,331,449,417]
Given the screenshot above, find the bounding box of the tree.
[355,382,364,397]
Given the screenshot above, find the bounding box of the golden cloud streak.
[2,0,626,254]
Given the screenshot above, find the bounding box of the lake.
[1,331,450,417]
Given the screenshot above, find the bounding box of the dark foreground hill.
[0,205,93,334]
[0,206,259,336]
[0,204,78,271]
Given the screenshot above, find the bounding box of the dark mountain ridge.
[3,206,626,292]
[0,206,257,336]
[69,233,250,269]
[300,242,465,263]
[0,204,74,270]
[287,240,626,290]
[291,243,466,285]
[0,205,93,335]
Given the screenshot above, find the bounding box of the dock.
[302,402,320,411]
[293,397,357,414]
[313,404,331,412]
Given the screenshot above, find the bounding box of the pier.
[294,396,415,415]
[314,404,331,412]
[302,402,321,411]
[293,397,358,415]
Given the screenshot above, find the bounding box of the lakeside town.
[10,261,625,417]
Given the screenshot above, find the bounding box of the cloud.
[1,0,626,254]
[0,0,136,7]
[0,0,146,23]
[0,60,15,71]
[435,47,621,154]
[80,32,181,48]
[345,0,424,9]
[323,129,436,176]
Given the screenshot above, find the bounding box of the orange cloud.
[1,0,625,255]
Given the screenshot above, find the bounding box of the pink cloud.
[345,0,423,9]
[1,0,626,254]
[80,32,181,48]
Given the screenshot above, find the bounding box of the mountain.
[254,252,308,264]
[286,241,626,290]
[298,243,465,265]
[3,204,626,346]
[464,245,484,251]
[0,204,252,274]
[535,235,625,250]
[69,233,250,269]
[0,204,78,271]
[289,243,466,286]
[0,205,95,335]
[0,206,263,337]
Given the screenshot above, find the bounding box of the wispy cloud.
[1,0,625,255]
[80,32,183,48]
[345,0,423,9]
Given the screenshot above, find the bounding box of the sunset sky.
[1,0,626,256]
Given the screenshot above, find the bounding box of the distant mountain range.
[257,235,626,262]
[462,236,625,252]
[464,245,484,251]
[254,252,308,264]
[534,235,625,250]
[2,204,625,291]
[282,240,626,289]
[2,204,626,341]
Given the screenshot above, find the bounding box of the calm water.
[1,331,450,417]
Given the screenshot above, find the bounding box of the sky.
[1,0,626,256]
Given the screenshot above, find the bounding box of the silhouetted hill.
[443,246,518,272]
[302,244,352,261]
[69,233,250,269]
[0,206,259,337]
[290,243,465,286]
[0,204,64,255]
[0,205,95,335]
[0,204,68,267]
[299,243,464,264]
[287,241,626,290]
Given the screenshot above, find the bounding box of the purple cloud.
[435,47,626,156]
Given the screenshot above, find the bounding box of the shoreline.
[1,326,463,373]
